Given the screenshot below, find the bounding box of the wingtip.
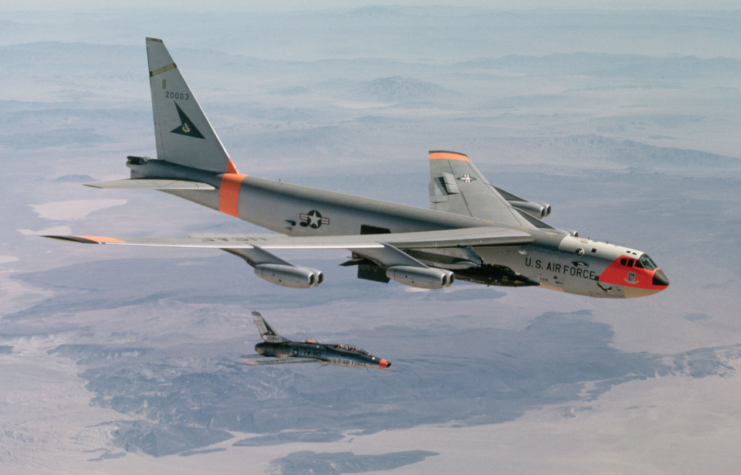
[42,235,99,244]
[146,37,163,43]
[41,235,124,244]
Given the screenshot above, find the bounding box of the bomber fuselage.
[129,158,668,299]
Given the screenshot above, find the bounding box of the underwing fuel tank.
[254,264,324,289]
[386,266,454,289]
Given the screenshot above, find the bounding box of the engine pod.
[386,266,454,289]
[254,264,323,289]
[511,200,551,219]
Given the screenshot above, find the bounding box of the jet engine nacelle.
[254,264,324,289]
[511,201,551,219]
[386,266,454,289]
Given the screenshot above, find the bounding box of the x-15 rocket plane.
[45,38,669,299]
[242,312,391,369]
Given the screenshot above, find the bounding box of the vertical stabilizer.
[252,311,287,343]
[146,37,237,174]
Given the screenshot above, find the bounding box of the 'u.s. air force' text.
[525,258,599,281]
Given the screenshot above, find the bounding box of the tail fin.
[252,311,287,343]
[146,37,238,174]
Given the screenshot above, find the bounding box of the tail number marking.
[165,91,189,100]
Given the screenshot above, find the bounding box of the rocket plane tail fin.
[146,37,239,174]
[252,311,288,343]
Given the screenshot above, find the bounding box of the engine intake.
[254,264,323,289]
[386,266,454,289]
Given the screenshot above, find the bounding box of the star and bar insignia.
[299,210,330,229]
[457,174,476,183]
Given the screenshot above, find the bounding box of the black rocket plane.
[241,312,391,369]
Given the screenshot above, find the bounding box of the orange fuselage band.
[219,173,247,218]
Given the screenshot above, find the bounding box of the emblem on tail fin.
[170,102,204,139]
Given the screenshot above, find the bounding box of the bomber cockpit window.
[639,254,657,270]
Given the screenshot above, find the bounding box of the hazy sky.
[2,0,740,12]
[2,0,741,472]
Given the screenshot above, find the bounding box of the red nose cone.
[379,359,390,369]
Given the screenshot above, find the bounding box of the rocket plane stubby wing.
[252,311,288,343]
[243,357,321,366]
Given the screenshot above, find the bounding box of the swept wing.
[43,227,533,250]
[428,151,530,226]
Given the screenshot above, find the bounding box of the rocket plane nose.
[379,359,390,369]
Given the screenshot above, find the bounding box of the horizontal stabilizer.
[43,227,533,250]
[84,179,215,190]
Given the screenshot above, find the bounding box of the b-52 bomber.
[242,312,391,369]
[46,38,670,299]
